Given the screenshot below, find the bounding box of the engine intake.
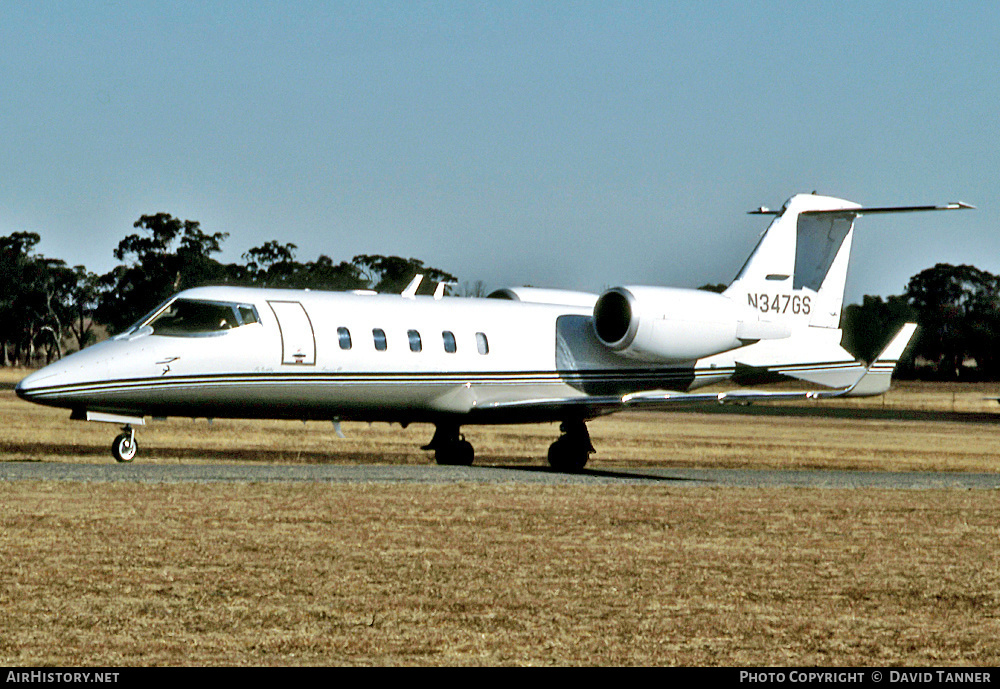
[593,289,634,344]
[592,286,744,362]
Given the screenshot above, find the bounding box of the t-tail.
[719,193,971,389]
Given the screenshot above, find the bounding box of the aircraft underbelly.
[43,372,583,422]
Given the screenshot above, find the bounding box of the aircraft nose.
[15,368,55,402]
[14,357,87,405]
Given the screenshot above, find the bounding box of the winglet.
[843,323,918,397]
[401,274,423,299]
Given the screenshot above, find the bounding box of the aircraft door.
[267,301,316,365]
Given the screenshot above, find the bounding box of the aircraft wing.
[479,323,917,416]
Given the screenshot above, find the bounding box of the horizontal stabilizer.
[810,202,975,215]
[749,202,974,216]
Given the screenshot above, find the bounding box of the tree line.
[841,263,1000,380]
[1,213,455,366]
[3,214,999,380]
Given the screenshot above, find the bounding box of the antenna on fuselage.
[433,281,457,299]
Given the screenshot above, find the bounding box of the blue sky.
[2,1,997,302]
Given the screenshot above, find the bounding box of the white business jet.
[16,193,971,469]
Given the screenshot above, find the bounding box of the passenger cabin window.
[476,332,489,355]
[373,328,387,351]
[338,327,352,350]
[408,330,422,352]
[147,299,255,337]
[442,331,457,353]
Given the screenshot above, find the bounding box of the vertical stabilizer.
[724,193,862,332]
[719,194,971,388]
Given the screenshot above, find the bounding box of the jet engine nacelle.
[592,286,745,362]
[488,287,599,308]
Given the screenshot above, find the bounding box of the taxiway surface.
[2,462,999,489]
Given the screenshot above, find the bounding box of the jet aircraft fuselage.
[16,193,970,468]
[20,281,776,424]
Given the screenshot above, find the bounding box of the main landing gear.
[423,423,475,466]
[424,419,595,472]
[546,420,594,472]
[111,424,138,463]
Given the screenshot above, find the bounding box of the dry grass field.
[2,368,999,666]
[3,483,999,666]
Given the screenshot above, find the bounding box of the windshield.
[149,300,239,335]
[121,298,260,338]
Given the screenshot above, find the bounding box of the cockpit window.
[146,299,256,337]
[238,306,258,325]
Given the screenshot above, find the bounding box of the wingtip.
[841,323,919,397]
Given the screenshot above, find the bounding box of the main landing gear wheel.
[111,425,138,463]
[547,420,594,472]
[423,424,475,466]
[436,439,474,466]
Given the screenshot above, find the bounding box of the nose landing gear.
[112,425,138,463]
[70,411,145,463]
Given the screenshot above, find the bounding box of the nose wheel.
[111,425,138,463]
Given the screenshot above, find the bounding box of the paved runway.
[2,461,999,489]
